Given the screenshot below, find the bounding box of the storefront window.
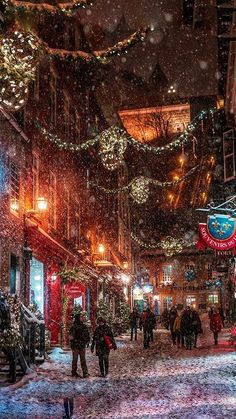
[30,258,44,313]
[208,294,218,304]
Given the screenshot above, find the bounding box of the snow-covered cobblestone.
[0,322,235,418]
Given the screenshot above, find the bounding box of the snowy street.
[0,316,236,419]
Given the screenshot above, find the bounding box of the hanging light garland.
[3,0,94,14]
[0,30,44,111]
[0,27,150,110]
[46,27,150,62]
[130,176,150,204]
[130,231,197,253]
[160,236,184,257]
[91,165,202,203]
[35,108,216,162]
[98,126,128,171]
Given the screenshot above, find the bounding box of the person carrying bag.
[91,317,117,377]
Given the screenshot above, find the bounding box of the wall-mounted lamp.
[97,243,105,254]
[123,261,129,270]
[36,197,48,212]
[10,198,19,212]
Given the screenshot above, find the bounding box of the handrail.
[21,304,45,325]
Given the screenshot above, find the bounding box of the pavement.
[0,317,235,418]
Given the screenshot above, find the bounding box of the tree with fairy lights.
[113,299,130,335]
[96,299,113,327]
[0,0,150,112]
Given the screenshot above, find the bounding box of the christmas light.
[99,126,128,171]
[160,236,184,257]
[130,176,150,204]
[3,0,94,14]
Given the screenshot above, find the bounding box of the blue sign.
[207,214,236,241]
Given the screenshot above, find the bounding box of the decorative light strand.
[46,27,150,62]
[3,0,94,14]
[36,108,216,159]
[90,165,202,203]
[130,231,197,253]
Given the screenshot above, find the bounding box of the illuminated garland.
[36,108,216,159]
[130,231,197,253]
[3,0,94,14]
[91,165,202,203]
[0,27,150,110]
[46,27,150,62]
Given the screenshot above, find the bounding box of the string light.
[130,176,150,204]
[160,236,184,257]
[99,126,128,171]
[130,232,197,252]
[0,30,43,111]
[3,0,94,14]
[91,165,202,202]
[36,108,217,160]
[46,27,150,62]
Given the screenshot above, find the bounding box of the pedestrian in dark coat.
[210,308,222,345]
[129,308,140,341]
[91,317,117,377]
[191,309,202,348]
[169,306,178,345]
[141,308,156,349]
[69,313,90,378]
[180,306,195,350]
[161,308,170,330]
[218,306,225,328]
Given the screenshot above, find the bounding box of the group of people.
[70,305,225,378]
[130,304,225,351]
[69,314,117,379]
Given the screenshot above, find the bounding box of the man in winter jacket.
[169,306,178,345]
[69,313,90,378]
[180,306,195,350]
[191,308,202,348]
[129,308,140,341]
[141,308,156,349]
[91,317,117,377]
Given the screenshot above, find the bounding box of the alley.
[0,318,235,419]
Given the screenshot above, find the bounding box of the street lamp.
[36,197,48,212]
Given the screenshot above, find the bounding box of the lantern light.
[97,243,105,254]
[37,197,48,211]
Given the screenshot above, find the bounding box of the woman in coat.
[210,308,223,345]
[91,317,117,377]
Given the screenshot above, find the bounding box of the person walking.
[129,308,140,341]
[69,313,90,378]
[210,307,223,346]
[180,306,195,350]
[173,312,184,348]
[191,308,202,348]
[218,306,225,328]
[91,317,117,377]
[141,307,156,349]
[169,306,178,345]
[161,308,170,330]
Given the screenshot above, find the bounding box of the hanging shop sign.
[197,214,236,252]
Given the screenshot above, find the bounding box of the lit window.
[162,265,172,285]
[9,161,20,214]
[208,294,218,304]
